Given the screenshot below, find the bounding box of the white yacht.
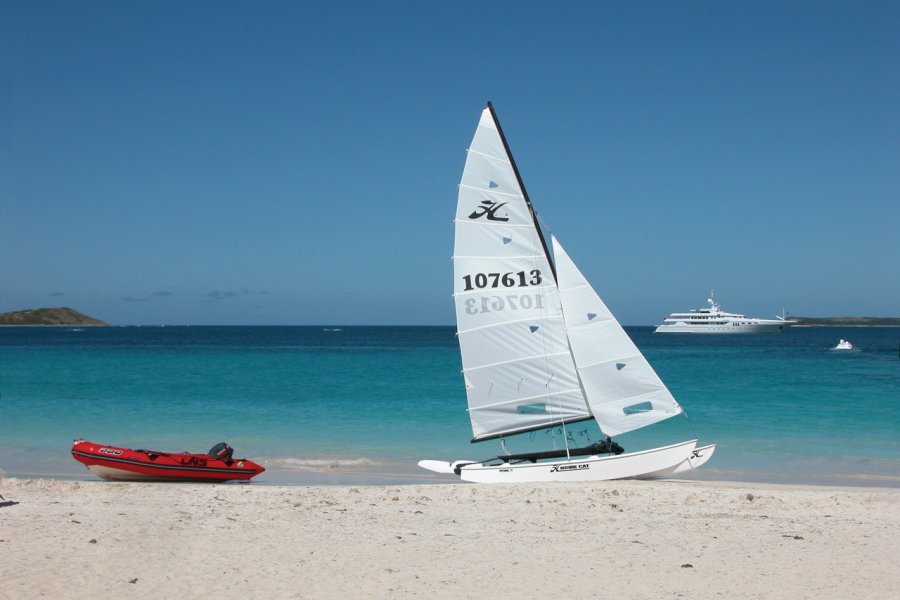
[655,293,795,334]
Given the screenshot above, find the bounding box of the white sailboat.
[418,103,715,483]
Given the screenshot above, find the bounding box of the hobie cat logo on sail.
[469,200,509,222]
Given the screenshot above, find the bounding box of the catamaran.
[418,103,715,483]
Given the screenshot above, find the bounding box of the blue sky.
[2,1,897,325]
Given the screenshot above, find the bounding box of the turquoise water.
[1,326,898,486]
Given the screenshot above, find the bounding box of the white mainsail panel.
[454,108,591,441]
[552,236,683,436]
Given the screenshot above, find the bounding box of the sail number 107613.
[461,270,542,291]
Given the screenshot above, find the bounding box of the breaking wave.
[269,457,381,472]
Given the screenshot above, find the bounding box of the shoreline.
[7,461,900,490]
[4,472,899,493]
[790,324,900,328]
[6,446,900,489]
[1,477,897,598]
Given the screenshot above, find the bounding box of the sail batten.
[470,387,586,411]
[566,319,616,332]
[453,221,534,227]
[458,184,521,196]
[575,355,645,370]
[461,350,575,372]
[455,310,561,324]
[451,254,549,262]
[465,147,512,161]
[456,326,563,339]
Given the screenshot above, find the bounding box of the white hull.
[651,443,716,476]
[419,440,706,483]
[655,321,790,334]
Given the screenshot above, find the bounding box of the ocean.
[1,326,898,487]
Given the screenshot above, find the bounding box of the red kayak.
[71,439,265,482]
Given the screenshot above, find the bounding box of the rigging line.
[529,214,558,445]
[682,409,702,441]
[552,265,597,457]
[528,215,573,457]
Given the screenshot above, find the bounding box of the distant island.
[792,316,900,327]
[0,307,108,326]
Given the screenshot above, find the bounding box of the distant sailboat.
[418,103,715,483]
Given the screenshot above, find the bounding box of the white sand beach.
[1,477,897,599]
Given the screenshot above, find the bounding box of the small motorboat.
[71,439,265,482]
[834,339,853,350]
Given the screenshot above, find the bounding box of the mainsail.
[552,236,683,436]
[454,106,591,441]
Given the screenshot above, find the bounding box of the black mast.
[485,101,558,282]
